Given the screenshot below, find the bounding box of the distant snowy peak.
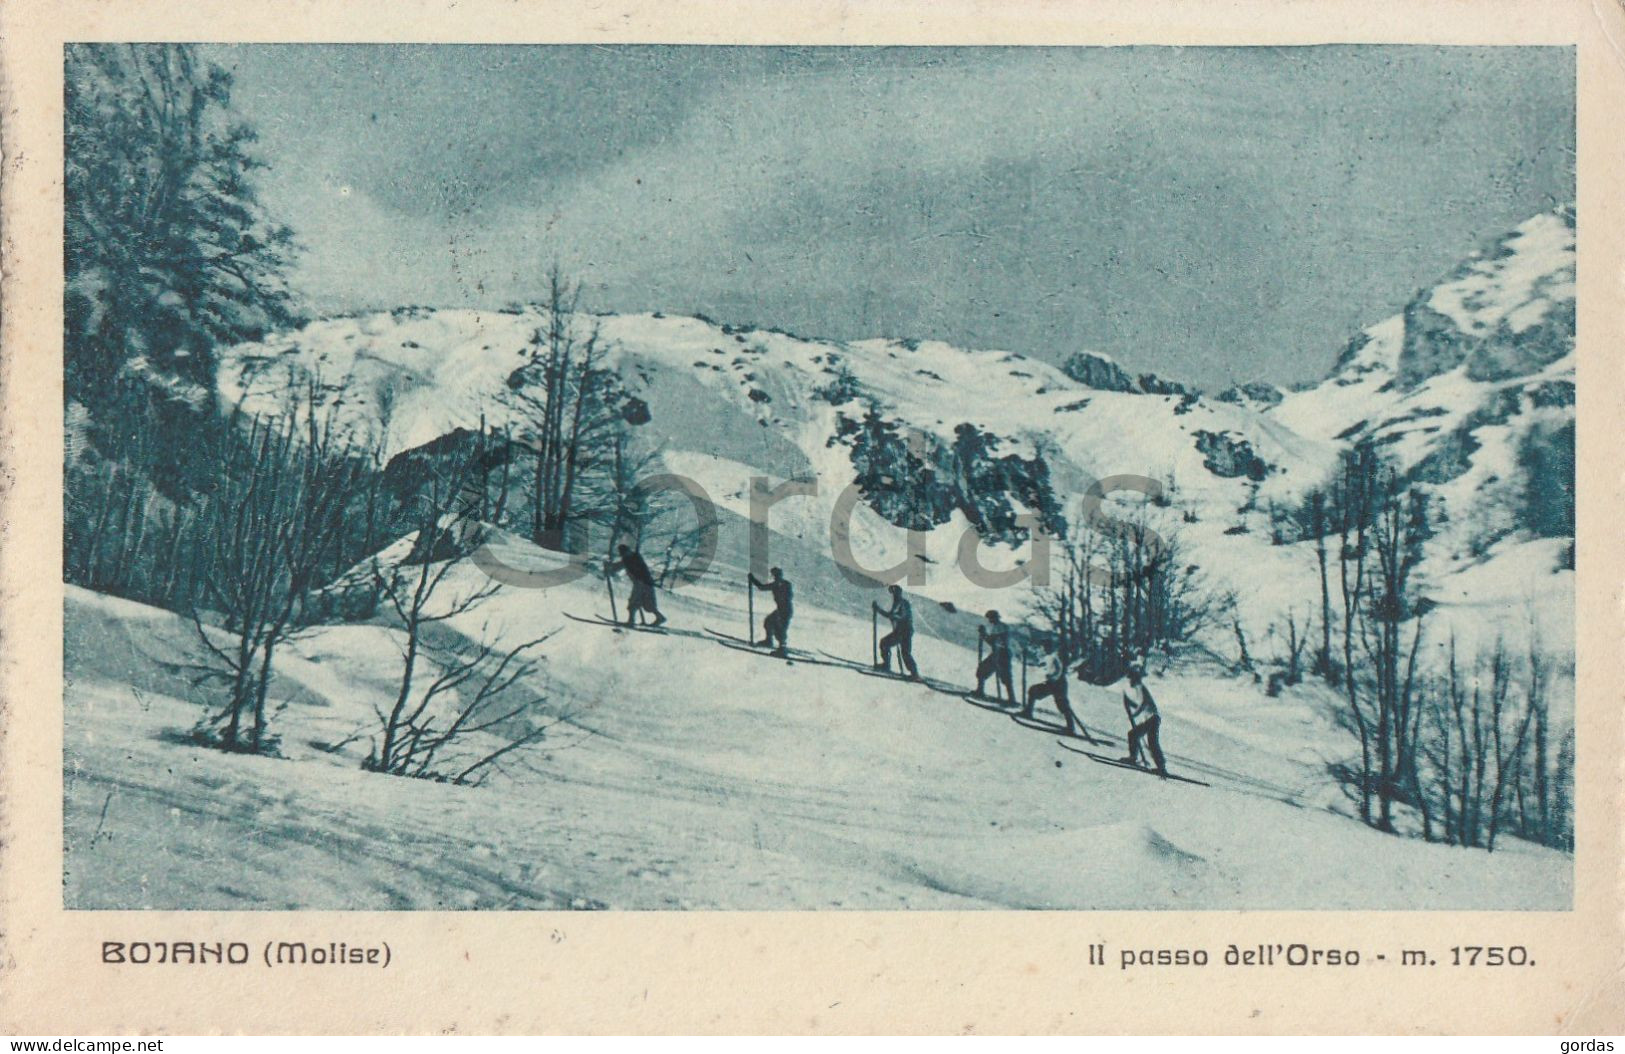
[1397,208,1574,389]
[1424,209,1575,339]
[1343,208,1574,392]
[1271,207,1575,447]
[1263,208,1576,573]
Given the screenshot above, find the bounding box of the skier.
[748,566,793,658]
[1118,661,1168,778]
[1022,654,1082,737]
[975,610,1016,705]
[609,543,666,628]
[872,584,921,679]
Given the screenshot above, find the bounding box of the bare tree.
[185,387,364,753]
[1233,617,1255,676]
[1319,444,1435,832]
[1552,727,1575,851]
[1308,489,1335,681]
[1512,614,1567,849]
[1329,445,1381,824]
[1034,512,1220,681]
[1485,639,1542,852]
[513,266,630,552]
[1264,609,1309,696]
[1281,608,1307,685]
[366,440,559,783]
[1410,633,1567,851]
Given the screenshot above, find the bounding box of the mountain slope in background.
[60,210,1576,909]
[1270,207,1575,654]
[216,208,1574,656]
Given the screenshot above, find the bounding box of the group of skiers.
[606,546,1168,778]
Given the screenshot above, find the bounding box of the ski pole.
[976,635,984,697]
[748,577,755,644]
[871,605,878,666]
[605,569,619,623]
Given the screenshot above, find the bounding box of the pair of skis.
[563,611,679,636]
[700,628,938,688]
[1053,738,1209,786]
[814,649,962,696]
[705,626,800,664]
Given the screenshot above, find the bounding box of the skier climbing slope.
[748,567,794,658]
[608,544,666,628]
[871,584,921,680]
[1023,655,1083,737]
[975,610,1016,705]
[1115,662,1168,778]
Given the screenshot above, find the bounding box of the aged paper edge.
[1,0,1621,1036]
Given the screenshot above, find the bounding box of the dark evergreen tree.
[1517,419,1576,543]
[64,44,305,611]
[65,44,297,404]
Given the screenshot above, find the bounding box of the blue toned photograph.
[62,44,1575,910]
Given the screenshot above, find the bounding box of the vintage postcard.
[1,0,1621,1036]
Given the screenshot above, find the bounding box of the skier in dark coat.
[1022,655,1083,737]
[610,543,666,627]
[872,584,921,679]
[975,610,1016,705]
[749,566,793,657]
[1118,662,1168,777]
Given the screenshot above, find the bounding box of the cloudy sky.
[209,45,1573,390]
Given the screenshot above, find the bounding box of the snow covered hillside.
[64,562,1569,910]
[215,208,1574,659]
[61,209,1575,910]
[217,303,1340,627]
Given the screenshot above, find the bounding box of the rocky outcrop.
[949,422,1066,543]
[1465,298,1574,383]
[1137,373,1192,398]
[1061,351,1134,392]
[833,411,1065,544]
[834,410,958,531]
[1396,300,1469,389]
[622,395,652,425]
[1331,331,1374,375]
[1060,351,1192,400]
[1215,382,1285,408]
[1193,430,1270,481]
[1525,379,1574,409]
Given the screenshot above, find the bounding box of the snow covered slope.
[216,210,1573,659]
[64,569,1569,910]
[217,307,1344,632]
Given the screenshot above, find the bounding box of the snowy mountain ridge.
[215,207,1574,652]
[1271,208,1575,614]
